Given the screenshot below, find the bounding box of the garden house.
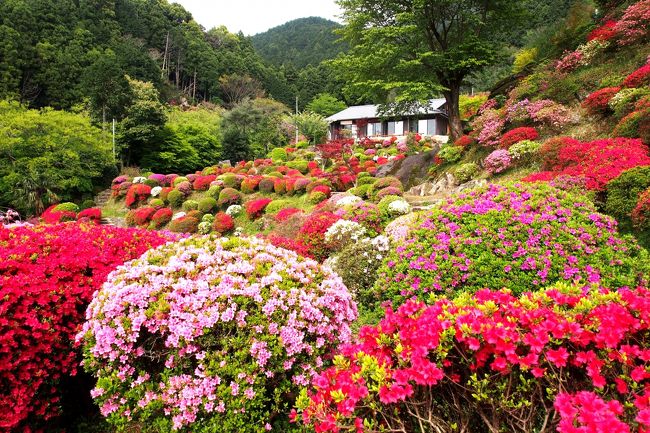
[325,99,449,140]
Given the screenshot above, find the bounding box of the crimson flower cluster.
[0,223,177,432]
[297,284,650,433]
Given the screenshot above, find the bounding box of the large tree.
[335,0,522,140]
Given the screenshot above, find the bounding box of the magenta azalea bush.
[78,236,357,433]
[296,283,650,433]
[368,183,648,308]
[484,149,513,174]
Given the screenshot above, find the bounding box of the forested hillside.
[251,17,346,69]
[0,0,295,110]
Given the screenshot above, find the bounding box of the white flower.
[198,221,212,235]
[324,220,367,246]
[172,212,186,221]
[387,200,411,216]
[334,195,362,208]
[234,227,244,237]
[133,176,146,184]
[151,186,163,197]
[226,205,242,217]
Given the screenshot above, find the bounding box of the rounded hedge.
[53,202,79,213]
[182,199,199,212]
[167,190,183,208]
[218,188,242,207]
[371,182,649,307]
[198,197,218,214]
[605,166,650,221]
[79,236,357,433]
[265,199,292,215]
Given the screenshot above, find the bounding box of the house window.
[368,122,382,136]
[387,121,404,135]
[417,118,438,135]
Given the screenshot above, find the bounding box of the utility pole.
[112,118,116,161]
[295,95,299,144]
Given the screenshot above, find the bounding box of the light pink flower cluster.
[78,235,357,431]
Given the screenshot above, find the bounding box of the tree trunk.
[443,84,463,142]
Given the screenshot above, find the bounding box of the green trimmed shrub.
[286,160,309,174]
[220,174,242,189]
[265,200,292,215]
[508,140,541,164]
[605,166,650,221]
[356,177,376,186]
[357,172,371,179]
[198,197,218,214]
[80,200,95,210]
[167,190,183,208]
[53,202,80,213]
[377,195,403,218]
[267,171,284,178]
[437,145,463,164]
[270,147,288,162]
[172,176,188,187]
[349,185,370,198]
[201,214,215,224]
[455,163,480,184]
[202,167,217,176]
[369,177,403,200]
[207,185,222,200]
[144,179,159,188]
[182,200,199,212]
[149,198,165,209]
[218,188,242,207]
[259,178,276,194]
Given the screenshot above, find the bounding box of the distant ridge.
[251,17,347,69]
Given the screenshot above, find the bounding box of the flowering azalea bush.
[296,283,650,433]
[0,224,176,432]
[623,63,650,88]
[76,208,102,224]
[484,149,512,174]
[78,236,357,433]
[614,0,650,45]
[499,127,539,149]
[526,137,650,190]
[298,212,340,261]
[582,87,621,115]
[371,183,648,307]
[587,20,617,42]
[245,198,273,220]
[125,184,152,208]
[212,212,235,234]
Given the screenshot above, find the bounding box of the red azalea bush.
[312,185,331,197]
[623,63,650,88]
[274,178,286,194]
[212,212,234,234]
[632,188,650,231]
[0,224,175,432]
[76,207,102,224]
[245,198,273,220]
[454,135,475,147]
[276,208,302,222]
[499,127,539,149]
[125,184,152,208]
[265,235,313,259]
[258,177,276,194]
[298,212,340,261]
[582,87,621,115]
[539,136,581,170]
[168,216,199,234]
[296,284,650,433]
[525,137,650,190]
[193,175,217,191]
[132,206,157,227]
[41,205,76,224]
[587,19,618,42]
[151,208,173,229]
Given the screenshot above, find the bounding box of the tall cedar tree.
[335,0,522,140]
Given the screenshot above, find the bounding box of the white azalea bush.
[150,186,163,197]
[324,219,367,251]
[78,236,357,433]
[225,204,242,217]
[331,235,391,299]
[387,199,411,216]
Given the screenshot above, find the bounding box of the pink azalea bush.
[484,149,512,174]
[368,183,648,307]
[78,236,357,433]
[296,284,650,433]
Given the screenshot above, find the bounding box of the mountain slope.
[251,17,346,69]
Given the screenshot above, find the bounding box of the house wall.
[329,115,448,139]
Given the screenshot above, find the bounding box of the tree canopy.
[335,0,524,140]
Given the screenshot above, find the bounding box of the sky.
[172,0,343,35]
